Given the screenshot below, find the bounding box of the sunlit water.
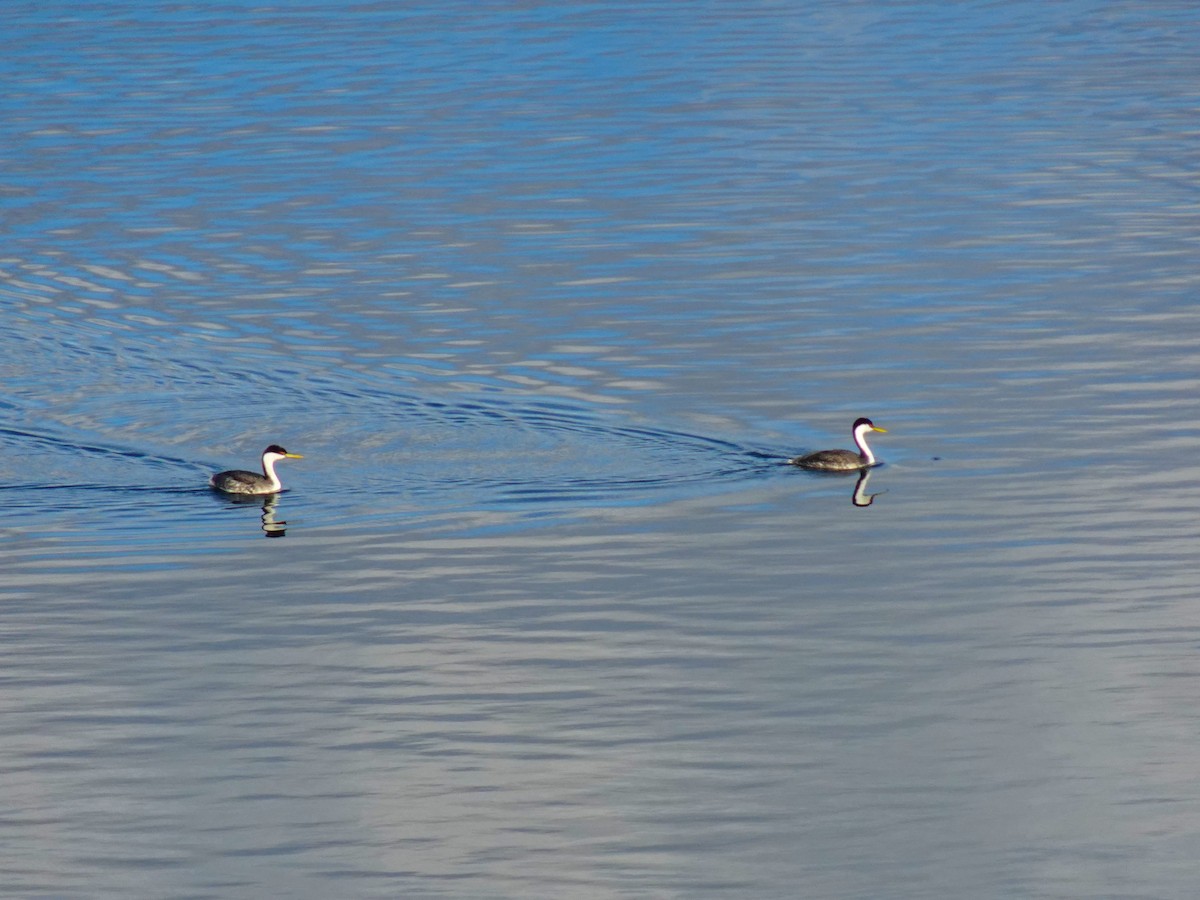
[3,2,1200,898]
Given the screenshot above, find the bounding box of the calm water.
[4,2,1200,897]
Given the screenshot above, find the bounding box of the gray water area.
[4,2,1200,898]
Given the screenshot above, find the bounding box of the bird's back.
[790,449,866,471]
[210,469,272,494]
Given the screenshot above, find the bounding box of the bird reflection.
[850,468,885,507]
[217,492,290,537]
[787,462,886,507]
[258,494,288,537]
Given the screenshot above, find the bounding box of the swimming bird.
[789,418,887,471]
[209,445,303,495]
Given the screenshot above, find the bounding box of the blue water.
[3,3,1200,898]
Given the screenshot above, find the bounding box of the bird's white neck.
[853,424,876,465]
[260,455,285,491]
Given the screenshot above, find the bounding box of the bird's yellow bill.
[286,453,305,459]
[872,426,888,433]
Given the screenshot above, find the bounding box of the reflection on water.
[787,464,887,508]
[216,492,291,538]
[3,1,1200,898]
[851,468,883,508]
[257,495,287,538]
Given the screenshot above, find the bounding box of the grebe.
[789,418,887,471]
[209,445,303,495]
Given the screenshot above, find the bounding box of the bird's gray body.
[209,469,277,495]
[790,448,869,471]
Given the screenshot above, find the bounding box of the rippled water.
[4,2,1200,898]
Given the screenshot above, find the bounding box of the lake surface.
[3,2,1200,897]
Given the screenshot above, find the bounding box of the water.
[3,2,1200,897]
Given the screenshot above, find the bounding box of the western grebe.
[209,445,303,495]
[789,418,887,471]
